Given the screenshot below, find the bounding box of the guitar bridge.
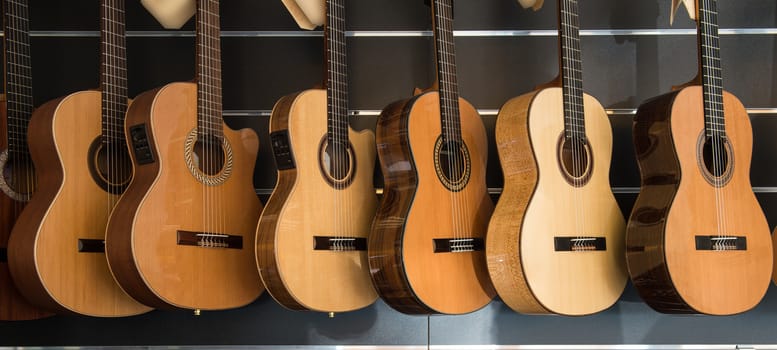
[554,237,606,252]
[695,235,746,251]
[433,238,484,253]
[313,236,367,251]
[177,230,243,249]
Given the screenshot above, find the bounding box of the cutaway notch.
[695,235,746,251]
[433,238,484,253]
[77,239,106,253]
[177,230,243,249]
[313,236,367,251]
[554,236,606,252]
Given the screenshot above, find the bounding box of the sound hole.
[433,136,471,192]
[88,139,132,194]
[557,134,593,187]
[318,138,355,187]
[696,133,734,187]
[0,152,35,199]
[194,135,226,176]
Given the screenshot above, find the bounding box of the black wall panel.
[1,0,777,346]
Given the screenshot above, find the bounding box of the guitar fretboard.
[559,0,586,140]
[101,0,128,143]
[698,0,725,138]
[432,0,462,143]
[325,0,348,148]
[196,0,223,140]
[3,0,33,157]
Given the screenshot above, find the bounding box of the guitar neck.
[3,0,33,156]
[697,0,725,138]
[101,0,128,143]
[558,0,585,140]
[196,0,223,140]
[431,0,461,143]
[325,0,349,147]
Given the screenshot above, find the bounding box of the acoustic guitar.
[485,0,626,316]
[256,0,377,313]
[105,0,264,311]
[368,0,495,315]
[7,0,151,317]
[627,0,772,315]
[0,0,51,321]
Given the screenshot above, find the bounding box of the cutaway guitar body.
[257,89,377,312]
[628,86,772,315]
[370,92,495,315]
[487,88,626,315]
[7,91,150,316]
[106,82,263,310]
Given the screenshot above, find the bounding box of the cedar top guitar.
[256,0,378,313]
[627,0,772,315]
[368,0,495,315]
[105,0,264,311]
[0,0,50,321]
[485,0,626,316]
[7,0,151,316]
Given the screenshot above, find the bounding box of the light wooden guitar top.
[141,0,195,29]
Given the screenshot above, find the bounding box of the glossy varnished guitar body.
[370,91,495,314]
[105,82,263,310]
[0,96,50,320]
[487,88,626,315]
[257,89,377,312]
[628,86,772,315]
[7,91,151,316]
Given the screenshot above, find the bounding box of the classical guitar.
[485,0,626,316]
[7,0,151,317]
[105,0,264,310]
[627,0,772,315]
[0,0,50,321]
[257,0,377,313]
[368,0,495,315]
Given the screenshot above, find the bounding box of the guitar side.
[0,96,50,320]
[106,82,263,310]
[628,86,772,315]
[257,89,377,312]
[370,91,495,315]
[7,91,151,316]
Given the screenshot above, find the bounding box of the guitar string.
[571,0,586,253]
[562,0,581,252]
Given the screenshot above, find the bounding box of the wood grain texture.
[629,86,772,315]
[105,82,264,310]
[486,90,547,314]
[6,91,150,316]
[0,96,51,320]
[370,91,495,315]
[257,89,378,313]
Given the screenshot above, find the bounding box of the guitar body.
[628,86,772,315]
[257,89,378,312]
[370,91,495,315]
[0,96,50,320]
[106,82,263,310]
[7,91,150,316]
[487,87,626,315]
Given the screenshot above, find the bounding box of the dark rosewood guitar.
[0,0,50,320]
[627,0,772,315]
[257,0,377,313]
[485,0,626,316]
[368,0,495,315]
[106,0,264,310]
[7,0,151,316]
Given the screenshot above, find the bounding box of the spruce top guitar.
[105,0,264,311]
[368,0,495,315]
[7,0,151,316]
[256,0,377,313]
[0,0,51,321]
[627,0,772,315]
[485,0,627,316]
